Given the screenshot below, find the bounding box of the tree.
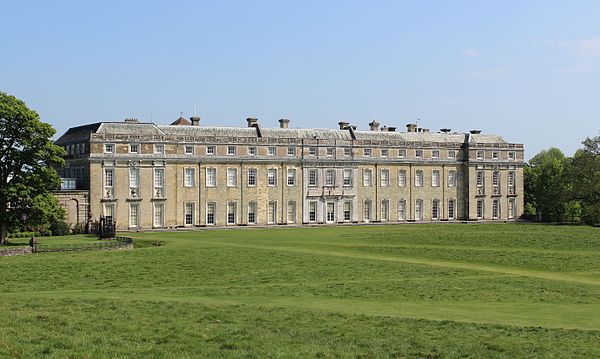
[569,134,600,225]
[0,92,65,244]
[524,148,570,222]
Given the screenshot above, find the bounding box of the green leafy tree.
[569,135,600,225]
[0,92,65,244]
[525,148,569,222]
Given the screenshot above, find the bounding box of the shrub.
[50,220,71,236]
[71,222,86,235]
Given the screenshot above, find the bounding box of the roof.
[55,123,102,144]
[58,120,514,146]
[170,117,191,126]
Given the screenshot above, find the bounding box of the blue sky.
[2,1,599,158]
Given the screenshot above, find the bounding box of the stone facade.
[55,118,525,230]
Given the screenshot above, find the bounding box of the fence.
[34,236,133,253]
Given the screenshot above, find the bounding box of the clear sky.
[2,1,599,158]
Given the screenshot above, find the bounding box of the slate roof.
[57,120,513,146]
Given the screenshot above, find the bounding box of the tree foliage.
[0,92,65,244]
[525,134,600,225]
[524,148,569,222]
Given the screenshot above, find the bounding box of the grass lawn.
[1,223,600,358]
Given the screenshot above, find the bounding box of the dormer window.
[130,144,139,154]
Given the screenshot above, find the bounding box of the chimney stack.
[338,121,349,130]
[381,125,388,132]
[124,118,139,123]
[190,116,201,126]
[422,128,430,133]
[279,118,290,129]
[368,120,380,131]
[388,127,396,132]
[470,129,482,134]
[440,128,451,133]
[406,123,417,132]
[247,118,259,127]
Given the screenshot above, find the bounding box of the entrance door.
[326,202,336,223]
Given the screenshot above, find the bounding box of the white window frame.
[309,147,317,156]
[432,199,440,220]
[415,149,423,158]
[398,149,406,158]
[344,147,352,156]
[476,150,484,160]
[227,146,236,155]
[206,146,215,155]
[268,146,276,156]
[432,150,439,159]
[206,202,216,225]
[448,170,456,187]
[287,168,296,186]
[398,200,406,221]
[248,146,257,156]
[184,145,194,155]
[267,168,277,186]
[381,169,390,187]
[206,167,217,187]
[184,167,195,187]
[248,202,257,224]
[247,168,257,187]
[448,199,456,220]
[363,148,372,157]
[104,143,115,154]
[432,170,440,187]
[363,169,372,187]
[287,201,296,223]
[185,202,195,226]
[154,144,164,155]
[129,143,140,154]
[343,169,353,187]
[308,169,318,186]
[268,201,277,224]
[381,200,389,221]
[325,169,335,187]
[381,148,389,157]
[227,201,237,225]
[448,150,456,159]
[415,170,423,187]
[129,203,139,228]
[308,201,317,222]
[343,201,352,221]
[227,168,238,187]
[153,202,165,227]
[287,147,295,156]
[326,147,334,156]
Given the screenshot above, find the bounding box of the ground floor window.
[492,199,500,219]
[432,199,440,220]
[185,202,194,226]
[227,202,237,225]
[206,202,216,225]
[326,202,335,223]
[398,200,406,221]
[129,203,139,227]
[448,199,456,220]
[248,202,257,224]
[268,201,277,224]
[363,200,372,222]
[343,201,352,221]
[381,200,389,221]
[287,201,296,223]
[477,199,484,219]
[508,198,516,219]
[309,201,317,222]
[104,203,115,224]
[153,202,164,227]
[415,199,423,221]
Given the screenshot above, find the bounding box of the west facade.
[55,117,524,230]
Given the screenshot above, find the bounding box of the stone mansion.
[54,117,524,230]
